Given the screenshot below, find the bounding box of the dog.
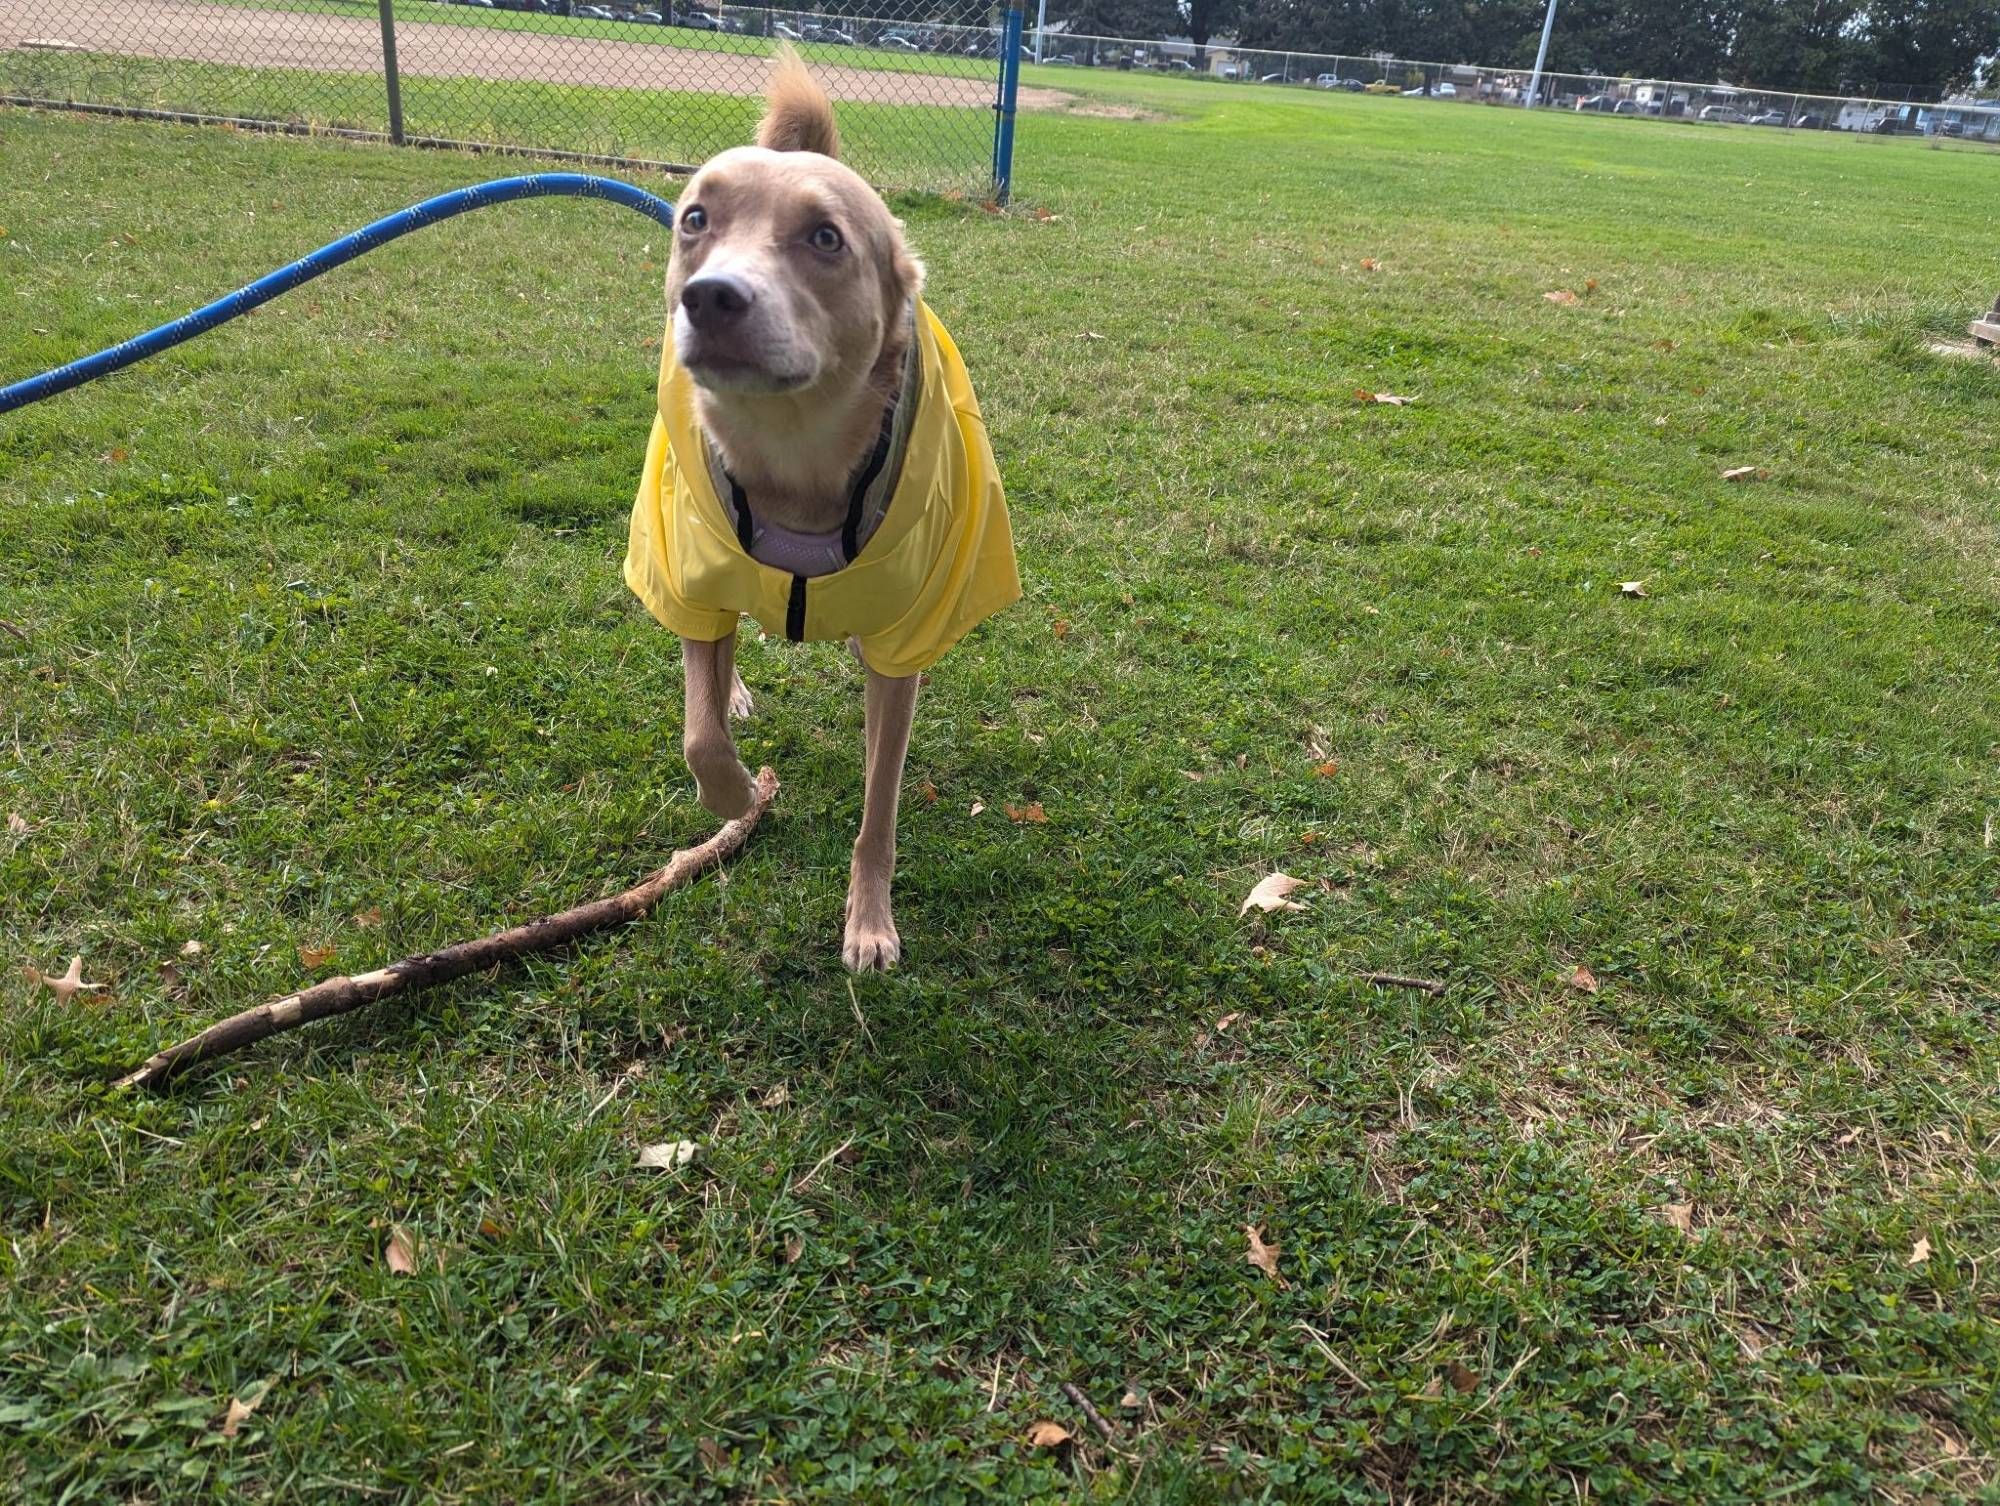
[625,50,1020,970]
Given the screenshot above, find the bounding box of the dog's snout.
[681,273,756,329]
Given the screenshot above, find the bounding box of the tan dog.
[625,51,1020,970]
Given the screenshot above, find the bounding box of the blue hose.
[0,173,675,417]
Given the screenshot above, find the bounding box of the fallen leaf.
[1584,278,1599,293]
[1313,759,1340,778]
[1544,289,1579,306]
[1835,1126,1861,1147]
[1619,580,1648,598]
[106,446,129,464]
[1244,1223,1286,1285]
[1568,964,1599,994]
[219,1379,272,1438]
[476,1213,510,1240]
[1031,205,1054,221]
[759,1083,790,1109]
[1004,801,1048,825]
[1650,338,1678,351]
[1119,1387,1144,1409]
[969,800,985,817]
[1659,1201,1695,1235]
[5,812,26,836]
[351,907,383,929]
[1446,1361,1480,1393]
[27,955,109,1004]
[1298,830,1322,845]
[1419,1374,1445,1399]
[1076,331,1105,341]
[916,778,939,806]
[783,1233,803,1265]
[697,1437,728,1471]
[637,1140,700,1170]
[1051,619,1071,639]
[297,942,336,969]
[179,939,204,957]
[1908,1236,1931,1266]
[1241,873,1309,917]
[1214,1011,1242,1034]
[1025,1421,1072,1448]
[384,1227,416,1275]
[1180,769,1206,782]
[1359,257,1380,271]
[1721,465,1769,482]
[1355,389,1415,405]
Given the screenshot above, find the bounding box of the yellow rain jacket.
[624,302,1019,679]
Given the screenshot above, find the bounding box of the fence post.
[991,1,1023,205]
[377,0,405,145]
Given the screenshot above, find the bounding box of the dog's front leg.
[843,665,919,971]
[681,631,757,820]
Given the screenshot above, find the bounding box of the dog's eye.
[679,205,707,233]
[809,224,845,254]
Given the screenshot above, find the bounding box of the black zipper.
[786,575,807,642]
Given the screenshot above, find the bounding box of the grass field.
[3,78,1999,1502]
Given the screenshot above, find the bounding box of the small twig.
[116,769,779,1089]
[1295,1322,1367,1388]
[0,619,27,642]
[1356,971,1446,996]
[790,1136,855,1195]
[1061,1382,1121,1444]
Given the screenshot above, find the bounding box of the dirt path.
[2,0,1073,109]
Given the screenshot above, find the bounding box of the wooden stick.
[1356,971,1446,996]
[116,768,779,1090]
[1060,1382,1121,1444]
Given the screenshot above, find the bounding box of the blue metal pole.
[1,173,674,417]
[992,3,1024,205]
[1524,0,1558,109]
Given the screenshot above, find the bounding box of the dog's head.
[668,50,922,397]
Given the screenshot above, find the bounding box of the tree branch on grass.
[116,767,780,1090]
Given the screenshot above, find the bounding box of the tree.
[1851,0,2000,95]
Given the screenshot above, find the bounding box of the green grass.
[3,84,1998,1502]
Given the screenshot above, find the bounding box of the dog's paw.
[842,914,902,972]
[727,671,754,721]
[689,748,757,821]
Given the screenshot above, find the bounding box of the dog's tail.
[757,44,841,159]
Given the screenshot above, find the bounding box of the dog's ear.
[758,45,841,158]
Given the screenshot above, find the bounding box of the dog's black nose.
[680,273,755,329]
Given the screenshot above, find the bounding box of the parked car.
[821,27,856,45]
[1362,79,1399,94]
[1791,111,1825,129]
[1402,81,1455,96]
[1260,71,1291,83]
[1612,99,1651,115]
[1747,110,1786,126]
[770,20,804,38]
[679,9,721,28]
[1575,94,1617,112]
[1162,59,1195,72]
[878,34,922,51]
[626,9,665,21]
[1312,72,1343,88]
[1698,104,1744,122]
[1041,54,1077,65]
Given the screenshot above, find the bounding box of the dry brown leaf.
[1052,619,1071,639]
[1313,759,1340,778]
[1180,769,1206,782]
[1568,964,1600,994]
[1031,205,1054,221]
[1359,257,1380,271]
[1584,278,1599,293]
[1908,1235,1931,1266]
[477,1213,510,1240]
[297,942,336,969]
[1721,465,1770,482]
[384,1227,417,1275]
[1004,801,1049,825]
[969,799,986,817]
[1418,1375,1445,1399]
[1544,288,1579,306]
[1619,580,1649,598]
[107,446,130,464]
[1650,338,1678,351]
[916,778,939,806]
[1025,1421,1073,1448]
[5,812,27,836]
[351,907,383,929]
[1298,830,1322,845]
[27,955,109,1005]
[1659,1201,1695,1235]
[697,1437,728,1471]
[783,1233,803,1265]
[179,939,205,957]
[1446,1361,1481,1394]
[637,1140,700,1170]
[1214,1011,1242,1034]
[1241,873,1309,917]
[1835,1126,1861,1147]
[1119,1387,1144,1409]
[1244,1223,1286,1285]
[1354,390,1415,406]
[759,1083,791,1109]
[219,1379,272,1439]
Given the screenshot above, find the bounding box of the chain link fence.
[1036,33,2000,144]
[1,0,1028,192]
